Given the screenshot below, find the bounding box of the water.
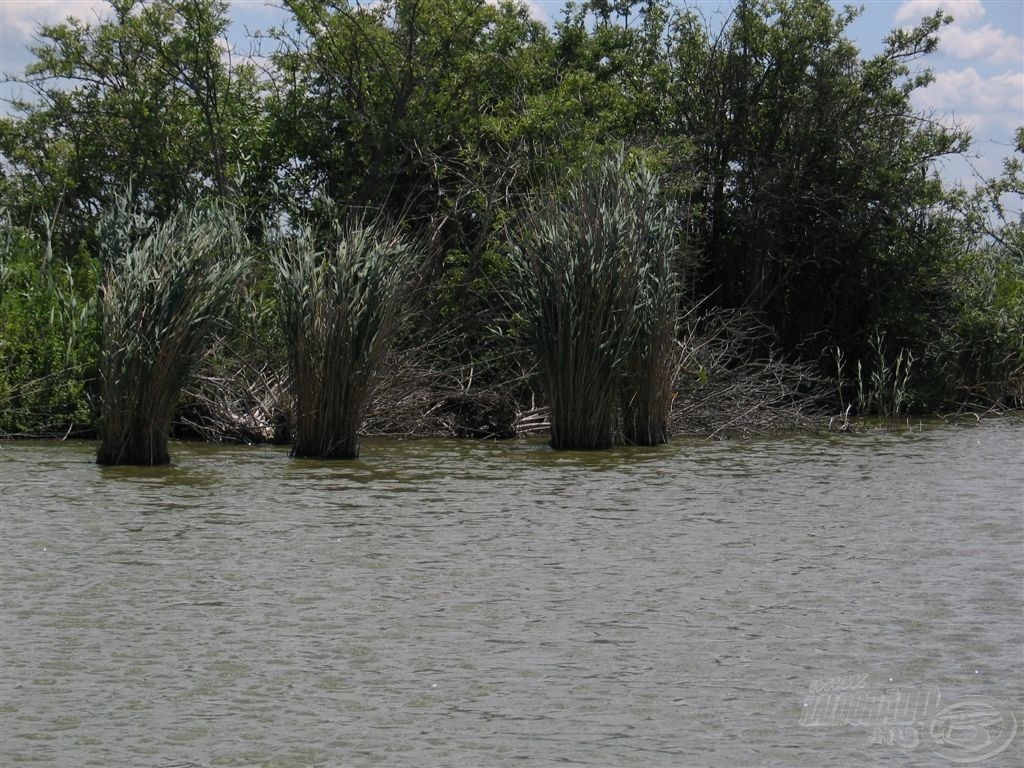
[1,423,1022,766]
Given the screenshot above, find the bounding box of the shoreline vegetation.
[1,0,1022,459]
[2,392,1019,446]
[2,307,1019,447]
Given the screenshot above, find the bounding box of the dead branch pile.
[172,309,832,444]
[669,309,830,437]
[176,341,290,444]
[362,333,526,439]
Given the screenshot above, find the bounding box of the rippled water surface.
[2,424,1022,766]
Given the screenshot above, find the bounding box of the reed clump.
[96,197,247,465]
[273,213,420,459]
[618,166,681,446]
[513,154,681,449]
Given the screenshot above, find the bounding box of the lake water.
[1,423,1022,766]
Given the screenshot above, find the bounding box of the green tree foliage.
[268,0,546,208]
[267,0,553,381]
[667,0,968,354]
[939,128,1024,406]
[1,0,264,250]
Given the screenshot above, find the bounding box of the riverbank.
[3,309,1019,445]
[3,388,1018,445]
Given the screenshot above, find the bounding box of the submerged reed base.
[96,417,171,466]
[620,394,670,447]
[548,390,618,450]
[289,396,363,460]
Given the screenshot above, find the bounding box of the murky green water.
[1,424,1022,766]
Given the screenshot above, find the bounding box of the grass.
[95,196,247,465]
[273,210,420,459]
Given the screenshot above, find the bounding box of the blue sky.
[1,0,1022,187]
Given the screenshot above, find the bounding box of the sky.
[1,0,1022,189]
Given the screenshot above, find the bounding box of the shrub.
[943,241,1024,407]
[0,216,98,435]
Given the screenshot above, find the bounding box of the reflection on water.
[1,424,1022,766]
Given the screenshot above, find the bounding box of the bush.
[943,240,1024,407]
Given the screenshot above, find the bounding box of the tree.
[1,0,264,251]
[936,128,1024,406]
[664,0,968,359]
[267,0,554,384]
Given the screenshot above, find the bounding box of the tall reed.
[96,197,247,465]
[514,154,679,449]
[618,166,680,446]
[856,330,914,418]
[273,214,419,459]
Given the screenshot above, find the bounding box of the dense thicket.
[2,0,1021,439]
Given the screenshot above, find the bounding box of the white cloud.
[940,23,1024,65]
[1,1,112,38]
[914,67,1024,135]
[522,0,551,21]
[1,1,112,82]
[894,0,985,25]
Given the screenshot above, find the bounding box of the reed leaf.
[619,165,681,446]
[513,153,679,449]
